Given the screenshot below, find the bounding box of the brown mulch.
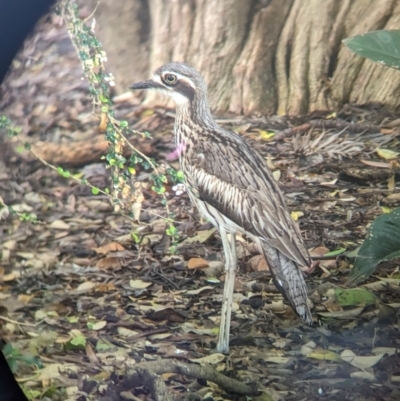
[1,10,400,401]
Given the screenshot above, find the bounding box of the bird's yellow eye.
[164,74,177,85]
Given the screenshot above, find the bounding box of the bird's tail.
[260,241,313,324]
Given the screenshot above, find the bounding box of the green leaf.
[131,232,141,243]
[25,389,41,399]
[57,167,64,175]
[151,185,166,195]
[2,342,15,357]
[91,187,100,195]
[348,207,400,284]
[99,94,109,104]
[69,335,86,348]
[345,246,360,259]
[166,224,177,237]
[19,354,42,368]
[96,338,111,351]
[343,30,400,70]
[334,288,377,307]
[324,248,346,257]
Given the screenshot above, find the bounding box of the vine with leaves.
[1,0,184,247]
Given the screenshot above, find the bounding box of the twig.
[0,316,44,327]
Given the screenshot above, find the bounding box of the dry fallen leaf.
[3,272,18,282]
[372,347,398,356]
[49,219,70,230]
[18,294,35,304]
[190,353,225,365]
[118,327,140,337]
[361,159,391,168]
[232,123,252,134]
[179,228,216,245]
[350,371,375,381]
[317,306,364,319]
[291,211,304,221]
[388,174,395,191]
[186,286,214,295]
[76,281,96,292]
[187,257,209,269]
[96,283,117,292]
[376,148,399,160]
[129,279,152,289]
[306,348,342,362]
[93,241,125,254]
[247,255,269,271]
[310,246,330,257]
[96,257,121,269]
[90,320,107,331]
[340,349,385,369]
[272,170,281,182]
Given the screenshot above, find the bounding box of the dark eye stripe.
[176,81,195,101]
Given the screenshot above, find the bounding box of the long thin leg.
[216,230,237,353]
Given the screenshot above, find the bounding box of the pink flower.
[166,141,186,161]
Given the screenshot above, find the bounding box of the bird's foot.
[214,340,230,354]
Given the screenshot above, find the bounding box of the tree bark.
[85,0,400,115]
[81,0,151,94]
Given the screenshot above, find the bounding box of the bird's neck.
[175,96,216,129]
[172,101,212,160]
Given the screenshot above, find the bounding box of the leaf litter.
[0,11,399,401]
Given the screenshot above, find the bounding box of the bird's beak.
[129,79,163,90]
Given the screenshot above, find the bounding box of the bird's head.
[130,62,209,109]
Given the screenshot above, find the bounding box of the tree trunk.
[86,0,400,115]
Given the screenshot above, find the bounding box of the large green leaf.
[348,208,400,284]
[343,30,400,70]
[334,288,376,306]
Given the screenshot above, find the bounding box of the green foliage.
[63,0,177,226]
[334,288,377,306]
[3,343,43,373]
[166,224,178,238]
[1,1,182,246]
[65,334,86,350]
[131,231,141,244]
[343,30,400,70]
[18,212,38,223]
[348,207,400,285]
[341,29,400,285]
[324,248,346,257]
[167,168,185,184]
[151,173,168,195]
[57,166,71,178]
[0,115,21,137]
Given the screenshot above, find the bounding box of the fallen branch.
[116,359,258,400]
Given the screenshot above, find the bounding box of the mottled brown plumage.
[131,62,312,353]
